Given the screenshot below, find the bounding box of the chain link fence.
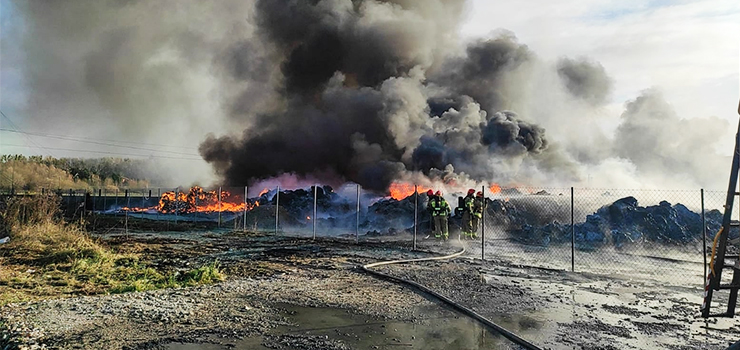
[0,184,728,288]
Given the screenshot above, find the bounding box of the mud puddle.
[164,303,526,350]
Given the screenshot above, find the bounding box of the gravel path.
[1,256,432,349]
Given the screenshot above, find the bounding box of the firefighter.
[426,189,435,235]
[430,190,450,240]
[471,191,484,238]
[462,188,475,239]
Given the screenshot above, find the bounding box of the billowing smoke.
[6,0,732,192]
[557,57,612,106]
[613,89,730,188]
[4,0,264,186]
[199,0,564,192]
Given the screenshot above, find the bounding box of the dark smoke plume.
[200,0,553,191]
[557,57,612,106]
[7,0,730,191]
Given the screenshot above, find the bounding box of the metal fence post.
[275,186,280,235]
[571,186,575,272]
[313,185,318,240]
[702,189,707,281]
[356,184,360,244]
[125,189,130,235]
[156,188,160,221]
[243,186,248,232]
[414,185,418,251]
[174,187,179,225]
[482,185,486,261]
[218,186,222,228]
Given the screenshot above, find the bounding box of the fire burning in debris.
[120,207,151,213]
[258,188,270,197]
[388,183,429,201]
[489,183,502,194]
[157,186,255,214]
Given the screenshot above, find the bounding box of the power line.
[0,143,205,161]
[0,128,201,157]
[0,110,57,157]
[0,127,199,151]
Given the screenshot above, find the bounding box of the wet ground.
[2,230,740,349]
[163,303,524,350]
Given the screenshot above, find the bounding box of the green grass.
[0,194,225,305]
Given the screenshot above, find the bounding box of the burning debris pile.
[157,186,255,214]
[111,184,720,249]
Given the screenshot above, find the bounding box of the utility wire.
[0,128,201,157]
[0,110,57,157]
[0,127,198,151]
[0,144,205,161]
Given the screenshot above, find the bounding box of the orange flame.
[157,186,256,214]
[489,183,501,194]
[388,182,429,201]
[121,207,153,212]
[306,216,311,220]
[258,188,269,197]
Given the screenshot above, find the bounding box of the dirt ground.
[2,230,740,350]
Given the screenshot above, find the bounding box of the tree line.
[0,155,154,191]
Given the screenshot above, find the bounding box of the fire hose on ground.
[360,238,543,350]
